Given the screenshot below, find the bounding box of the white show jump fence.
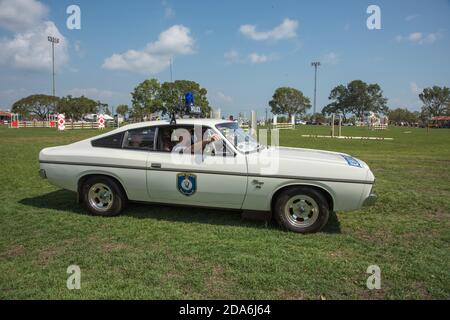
[372,124,388,130]
[61,121,100,130]
[240,123,295,130]
[7,120,116,129]
[8,120,56,128]
[60,120,117,130]
[301,114,393,140]
[241,114,296,131]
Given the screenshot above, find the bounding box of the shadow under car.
[19,189,341,233]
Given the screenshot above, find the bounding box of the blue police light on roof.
[185,92,194,106]
[184,92,200,114]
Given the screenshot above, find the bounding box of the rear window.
[91,132,124,149]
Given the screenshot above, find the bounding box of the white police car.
[39,119,376,233]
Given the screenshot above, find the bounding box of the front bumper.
[363,192,377,207]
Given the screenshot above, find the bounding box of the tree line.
[268,81,450,125]
[129,79,211,120]
[10,79,212,121]
[11,94,111,120]
[10,78,450,124]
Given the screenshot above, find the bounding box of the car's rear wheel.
[274,186,330,233]
[81,176,126,216]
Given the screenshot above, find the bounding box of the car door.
[146,124,248,209]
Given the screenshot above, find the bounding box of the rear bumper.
[363,192,377,207]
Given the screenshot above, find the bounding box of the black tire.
[81,176,126,217]
[274,186,330,233]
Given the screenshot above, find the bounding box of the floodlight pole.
[170,58,173,82]
[47,36,59,99]
[311,62,321,122]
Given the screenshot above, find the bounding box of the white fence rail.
[240,123,295,130]
[7,121,117,129]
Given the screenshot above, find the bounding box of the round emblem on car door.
[177,173,197,196]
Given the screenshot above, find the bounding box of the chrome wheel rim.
[284,195,319,228]
[88,183,114,212]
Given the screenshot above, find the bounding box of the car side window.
[156,126,192,153]
[91,132,124,149]
[123,127,156,150]
[156,125,235,157]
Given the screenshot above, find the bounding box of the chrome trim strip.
[40,160,146,171]
[39,160,374,185]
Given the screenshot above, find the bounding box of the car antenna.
[170,111,177,125]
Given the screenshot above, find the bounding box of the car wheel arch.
[77,173,128,203]
[270,183,334,213]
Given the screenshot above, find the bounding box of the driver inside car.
[171,128,221,154]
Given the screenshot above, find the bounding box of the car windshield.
[216,122,262,153]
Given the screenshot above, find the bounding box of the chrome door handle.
[151,163,161,169]
[252,179,264,189]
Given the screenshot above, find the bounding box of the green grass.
[0,125,449,299]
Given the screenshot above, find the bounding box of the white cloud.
[102,25,194,74]
[73,40,86,58]
[419,33,440,45]
[396,32,441,45]
[67,88,116,100]
[248,53,270,64]
[0,20,68,71]
[410,82,422,95]
[409,32,423,42]
[165,7,175,19]
[0,0,48,32]
[405,14,419,22]
[146,25,193,55]
[322,52,339,65]
[65,88,131,106]
[216,91,233,103]
[225,50,275,64]
[74,40,81,53]
[0,88,28,108]
[0,0,69,72]
[239,18,298,41]
[162,0,175,19]
[224,49,241,64]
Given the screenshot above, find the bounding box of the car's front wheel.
[274,187,330,233]
[81,176,126,216]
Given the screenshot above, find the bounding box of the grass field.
[0,124,449,299]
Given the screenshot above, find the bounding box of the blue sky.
[0,0,449,117]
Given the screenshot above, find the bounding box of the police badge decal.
[177,173,197,196]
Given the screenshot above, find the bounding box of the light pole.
[311,61,321,122]
[170,58,173,82]
[48,36,59,99]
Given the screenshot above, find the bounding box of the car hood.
[247,146,373,183]
[275,147,353,165]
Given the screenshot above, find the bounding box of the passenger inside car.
[161,130,173,152]
[129,133,144,148]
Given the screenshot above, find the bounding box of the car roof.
[80,118,237,144]
[116,118,234,131]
